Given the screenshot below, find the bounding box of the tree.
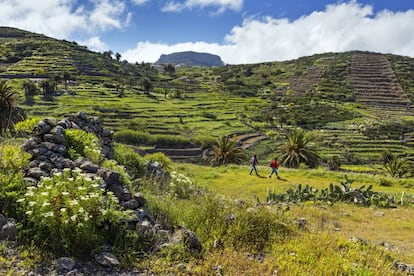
[163,64,176,75]
[139,77,152,94]
[22,80,38,99]
[103,50,113,59]
[63,71,71,90]
[278,128,320,168]
[0,80,26,135]
[209,136,245,166]
[53,74,61,90]
[39,79,55,95]
[115,52,122,62]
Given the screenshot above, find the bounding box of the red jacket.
[270,160,279,168]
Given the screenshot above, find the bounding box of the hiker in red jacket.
[269,157,281,179]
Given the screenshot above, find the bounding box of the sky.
[0,0,413,64]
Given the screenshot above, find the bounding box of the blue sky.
[0,0,413,64]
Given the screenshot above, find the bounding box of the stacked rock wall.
[20,111,201,255]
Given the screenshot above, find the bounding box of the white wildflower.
[42,211,54,218]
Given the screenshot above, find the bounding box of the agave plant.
[278,128,320,168]
[0,80,26,136]
[209,136,245,166]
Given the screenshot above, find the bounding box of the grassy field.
[172,163,414,264]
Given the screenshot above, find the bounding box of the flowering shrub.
[168,171,196,199]
[18,168,132,256]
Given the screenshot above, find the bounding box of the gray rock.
[21,136,42,151]
[80,161,99,173]
[133,192,147,207]
[27,167,48,179]
[55,257,75,273]
[24,177,38,185]
[33,120,52,136]
[94,252,120,267]
[171,226,201,252]
[39,161,54,171]
[29,160,40,168]
[1,221,17,240]
[296,217,307,229]
[213,238,224,249]
[0,214,7,228]
[57,118,71,129]
[122,199,139,210]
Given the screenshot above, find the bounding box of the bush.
[152,134,192,148]
[113,143,146,179]
[144,152,172,170]
[14,117,41,137]
[114,130,151,145]
[0,144,30,217]
[18,169,132,257]
[327,156,341,171]
[64,129,103,163]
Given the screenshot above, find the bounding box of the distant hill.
[155,51,225,67]
[0,26,155,79]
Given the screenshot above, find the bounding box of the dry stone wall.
[20,111,201,257]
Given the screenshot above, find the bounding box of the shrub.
[201,112,217,120]
[193,134,216,148]
[14,117,41,137]
[152,134,192,148]
[64,129,103,163]
[113,143,146,179]
[114,130,151,145]
[144,152,172,170]
[327,156,341,171]
[18,169,132,257]
[379,178,392,187]
[0,144,30,217]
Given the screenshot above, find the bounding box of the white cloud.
[81,36,109,52]
[162,0,243,13]
[0,0,127,39]
[131,0,149,5]
[125,1,414,64]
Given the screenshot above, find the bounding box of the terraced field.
[351,52,411,108]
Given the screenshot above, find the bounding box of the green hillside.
[1,27,414,275]
[1,26,414,165]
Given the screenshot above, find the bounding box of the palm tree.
[0,80,26,136]
[209,136,245,166]
[278,128,320,168]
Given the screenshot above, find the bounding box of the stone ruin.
[17,111,200,267]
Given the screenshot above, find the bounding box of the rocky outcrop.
[156,51,225,67]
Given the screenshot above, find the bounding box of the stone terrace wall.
[22,111,113,184]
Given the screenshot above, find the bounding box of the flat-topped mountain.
[155,51,225,67]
